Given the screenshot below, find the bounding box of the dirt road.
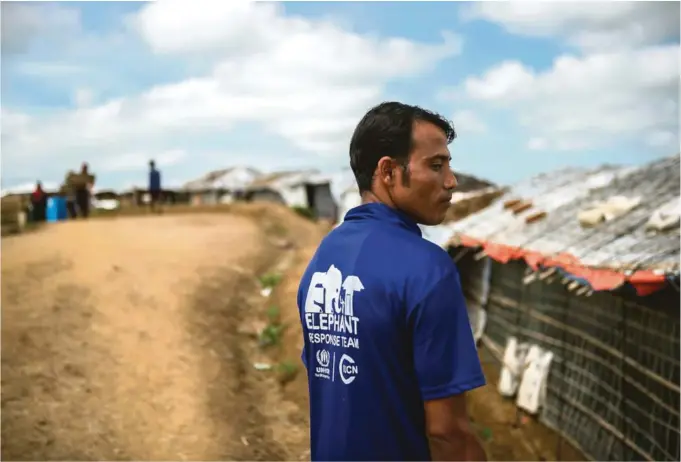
[2,204,582,461]
[1,206,322,461]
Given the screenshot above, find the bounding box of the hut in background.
[184,166,262,206]
[245,169,337,220]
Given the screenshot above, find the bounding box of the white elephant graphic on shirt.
[341,276,364,316]
[323,264,343,314]
[304,265,365,316]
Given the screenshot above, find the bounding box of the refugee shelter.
[91,189,121,211]
[184,166,262,205]
[244,169,337,220]
[119,187,186,207]
[448,155,680,461]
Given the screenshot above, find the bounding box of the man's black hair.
[349,101,456,193]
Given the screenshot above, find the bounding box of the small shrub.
[291,206,316,220]
[277,360,299,384]
[259,322,286,347]
[259,272,282,289]
[266,305,280,323]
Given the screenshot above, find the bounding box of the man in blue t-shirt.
[298,102,487,461]
[148,160,162,212]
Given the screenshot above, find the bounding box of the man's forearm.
[428,432,487,461]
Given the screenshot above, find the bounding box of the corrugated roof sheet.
[450,155,680,278]
[184,166,262,191]
[246,169,329,190]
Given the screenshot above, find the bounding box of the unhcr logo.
[316,349,330,367]
[314,349,332,380]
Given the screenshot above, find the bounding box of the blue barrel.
[46,197,59,222]
[57,197,68,220]
[46,196,68,222]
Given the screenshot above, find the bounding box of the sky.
[1,1,679,192]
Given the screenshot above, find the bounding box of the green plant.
[277,360,299,384]
[259,272,282,289]
[478,426,493,442]
[266,305,280,323]
[291,206,316,220]
[259,322,286,347]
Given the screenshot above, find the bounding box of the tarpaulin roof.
[184,166,263,191]
[449,155,680,296]
[246,169,329,190]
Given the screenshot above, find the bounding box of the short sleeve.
[301,343,308,369]
[298,284,309,370]
[409,269,486,401]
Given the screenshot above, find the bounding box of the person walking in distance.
[62,170,78,219]
[148,160,162,212]
[30,181,47,222]
[74,162,95,218]
[297,102,487,461]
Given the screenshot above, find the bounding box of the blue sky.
[2,1,679,192]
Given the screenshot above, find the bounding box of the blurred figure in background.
[73,162,96,218]
[148,159,162,213]
[30,181,47,222]
[62,170,78,219]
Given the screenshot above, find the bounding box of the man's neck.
[361,190,396,209]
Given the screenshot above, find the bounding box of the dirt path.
[1,207,319,461]
[2,204,583,461]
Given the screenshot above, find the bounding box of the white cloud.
[462,44,679,151]
[3,1,461,186]
[464,2,680,52]
[1,3,81,54]
[444,3,680,154]
[128,1,279,58]
[14,61,85,77]
[100,149,187,173]
[451,110,487,135]
[646,130,678,148]
[527,137,548,151]
[73,88,94,108]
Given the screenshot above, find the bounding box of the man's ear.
[377,156,395,186]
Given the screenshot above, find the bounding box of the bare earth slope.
[2,204,582,461]
[1,206,318,461]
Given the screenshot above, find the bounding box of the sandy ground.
[2,204,582,461]
[470,348,586,461]
[1,205,318,461]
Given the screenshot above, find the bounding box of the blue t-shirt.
[297,202,485,461]
[149,169,161,191]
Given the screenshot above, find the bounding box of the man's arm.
[297,282,309,370]
[424,394,487,461]
[408,267,487,461]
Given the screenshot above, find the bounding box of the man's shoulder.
[323,221,456,280]
[398,229,457,275]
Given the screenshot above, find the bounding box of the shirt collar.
[344,202,422,237]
